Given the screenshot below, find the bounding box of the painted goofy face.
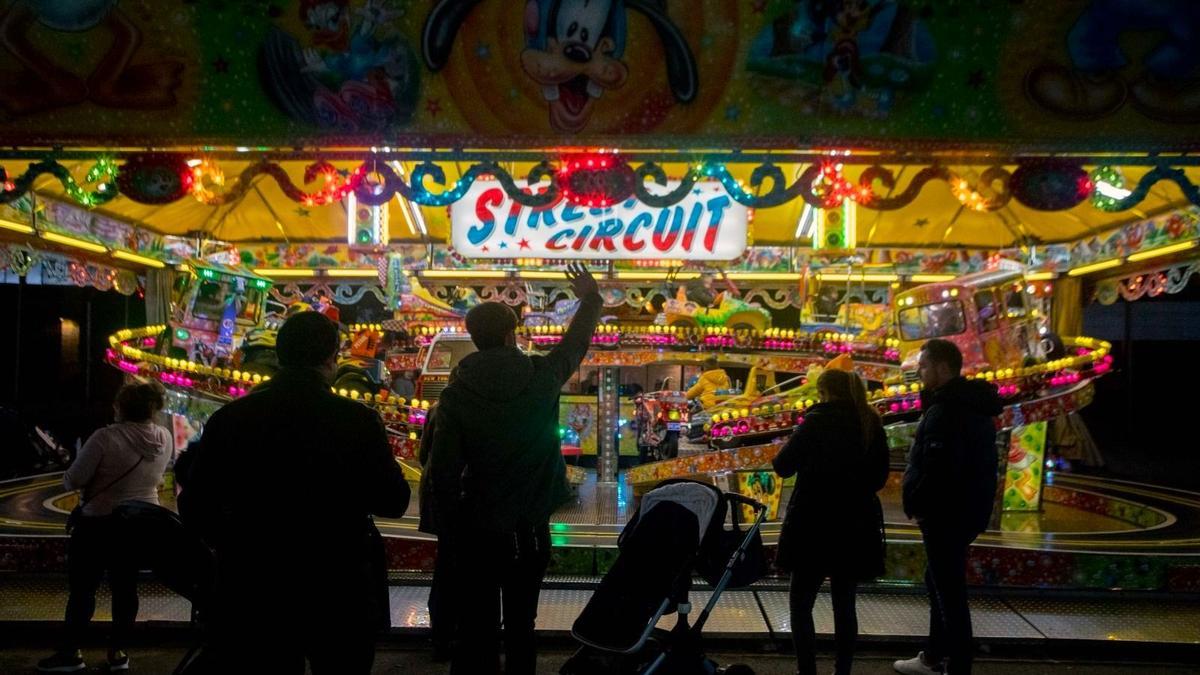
[521,0,629,133]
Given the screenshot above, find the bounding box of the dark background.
[1080,280,1200,490]
[0,281,144,453]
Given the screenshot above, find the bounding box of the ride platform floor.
[4,471,1200,556]
[1,573,1198,649]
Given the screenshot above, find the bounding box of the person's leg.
[788,570,823,675]
[829,574,858,675]
[925,529,973,674]
[207,578,306,673]
[922,541,946,667]
[307,622,375,675]
[451,529,504,675]
[501,523,552,675]
[429,535,456,656]
[106,519,140,653]
[62,519,106,652]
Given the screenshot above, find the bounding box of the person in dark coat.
[773,369,888,675]
[427,263,601,675]
[895,339,1001,675]
[185,312,411,674]
[416,401,459,662]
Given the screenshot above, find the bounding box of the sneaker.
[36,650,85,673]
[108,649,130,671]
[893,651,943,675]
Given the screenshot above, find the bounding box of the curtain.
[145,268,174,326]
[1051,276,1083,337]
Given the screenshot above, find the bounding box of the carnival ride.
[77,267,1195,594]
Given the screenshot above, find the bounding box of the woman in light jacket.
[39,382,172,674]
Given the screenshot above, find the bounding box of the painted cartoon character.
[747,0,933,116]
[0,0,184,115]
[1025,0,1200,122]
[422,0,697,133]
[260,0,419,131]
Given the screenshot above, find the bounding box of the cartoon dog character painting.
[422,0,697,133]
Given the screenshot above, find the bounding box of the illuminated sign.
[450,181,749,261]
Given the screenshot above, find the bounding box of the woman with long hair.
[773,369,889,675]
[39,382,172,673]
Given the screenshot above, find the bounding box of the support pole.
[596,366,620,484]
[13,275,22,403]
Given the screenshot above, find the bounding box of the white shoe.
[893,651,942,675]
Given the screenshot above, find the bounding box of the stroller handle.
[724,493,766,513]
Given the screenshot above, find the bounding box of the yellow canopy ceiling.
[26,160,1199,250]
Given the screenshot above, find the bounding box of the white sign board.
[449,180,749,261]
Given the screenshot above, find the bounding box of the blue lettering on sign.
[528,207,556,229]
[703,195,732,252]
[680,201,703,250]
[623,212,652,252]
[457,181,743,257]
[561,204,585,222]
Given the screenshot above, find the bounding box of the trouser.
[207,563,379,675]
[212,622,376,674]
[921,524,978,675]
[789,570,857,675]
[451,522,551,675]
[428,534,457,649]
[63,515,138,651]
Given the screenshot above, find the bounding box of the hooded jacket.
[428,292,602,534]
[65,421,172,517]
[687,368,731,409]
[902,376,1003,535]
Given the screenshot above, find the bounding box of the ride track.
[2,471,1198,558]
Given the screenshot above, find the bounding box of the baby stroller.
[110,500,216,674]
[562,479,767,675]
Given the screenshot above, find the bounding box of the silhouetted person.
[417,400,457,662]
[39,382,172,673]
[894,339,1001,675]
[427,263,601,675]
[773,370,888,675]
[187,312,410,674]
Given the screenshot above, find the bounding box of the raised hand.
[565,262,599,299]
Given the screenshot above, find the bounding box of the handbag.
[66,456,144,534]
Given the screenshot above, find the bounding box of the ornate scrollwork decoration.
[632,162,697,208]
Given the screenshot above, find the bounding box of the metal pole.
[596,366,620,484]
[13,276,22,403]
[1123,299,1134,424]
[84,297,93,409]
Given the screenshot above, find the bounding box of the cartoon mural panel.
[0,0,1195,147]
[259,0,420,131]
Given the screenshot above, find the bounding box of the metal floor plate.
[1007,597,1200,644]
[756,591,1043,639]
[655,591,770,635]
[0,578,191,623]
[535,588,593,632]
[2,577,1194,645]
[389,585,432,630]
